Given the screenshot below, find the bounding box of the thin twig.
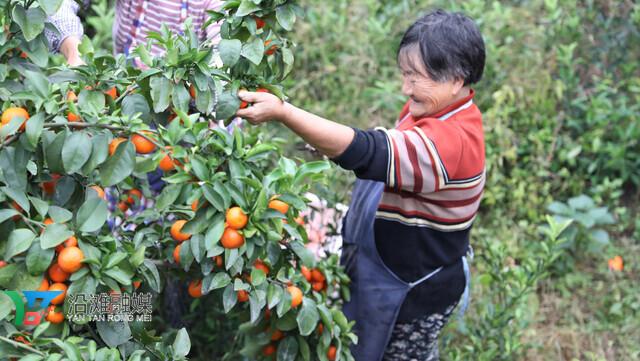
[0,336,45,356]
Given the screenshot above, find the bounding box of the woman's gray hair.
[398,9,486,85]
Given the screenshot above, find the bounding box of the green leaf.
[203,272,231,292]
[222,284,238,313]
[41,223,74,249]
[121,93,151,121]
[78,89,106,116]
[155,184,182,211]
[218,39,242,66]
[104,267,133,285]
[236,0,260,16]
[24,70,49,98]
[0,209,19,223]
[240,37,264,65]
[172,82,191,113]
[277,336,299,361]
[38,0,64,16]
[250,267,266,286]
[173,328,191,358]
[215,91,241,121]
[75,197,109,232]
[44,130,68,174]
[99,141,136,186]
[205,214,225,251]
[5,229,36,260]
[276,4,296,31]
[290,240,315,267]
[150,75,172,112]
[48,205,73,223]
[203,184,226,212]
[141,259,161,292]
[26,241,55,276]
[12,6,46,41]
[568,194,594,210]
[96,320,132,347]
[249,291,266,324]
[25,112,45,147]
[62,131,93,173]
[1,186,30,213]
[296,298,320,336]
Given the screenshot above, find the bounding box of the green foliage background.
[81,0,640,360]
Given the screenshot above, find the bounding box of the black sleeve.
[330,128,390,182]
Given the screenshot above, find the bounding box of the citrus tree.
[0,0,356,360]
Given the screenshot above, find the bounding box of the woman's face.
[399,46,463,118]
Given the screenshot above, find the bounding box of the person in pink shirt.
[45,0,224,65]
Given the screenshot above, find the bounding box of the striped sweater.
[45,0,223,55]
[332,90,484,288]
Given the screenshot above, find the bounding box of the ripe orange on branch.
[286,285,303,308]
[109,137,127,156]
[188,280,203,298]
[48,264,69,282]
[131,131,157,154]
[268,198,289,214]
[171,220,191,242]
[221,228,245,249]
[1,106,29,131]
[49,283,67,305]
[226,206,248,230]
[58,246,84,273]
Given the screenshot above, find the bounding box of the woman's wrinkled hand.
[235,90,288,125]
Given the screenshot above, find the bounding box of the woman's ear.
[451,78,465,95]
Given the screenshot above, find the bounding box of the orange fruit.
[58,246,84,273]
[262,344,276,356]
[312,281,325,292]
[89,185,105,199]
[48,283,67,305]
[105,87,118,100]
[270,329,284,341]
[220,228,245,249]
[64,236,78,247]
[191,199,200,211]
[301,266,312,282]
[226,207,248,230]
[237,290,249,302]
[316,323,324,335]
[117,202,129,212]
[170,220,191,242]
[126,189,143,205]
[133,280,142,289]
[67,111,81,122]
[311,269,325,283]
[19,51,28,59]
[254,259,270,275]
[45,306,64,324]
[159,147,182,172]
[188,279,203,298]
[327,345,337,361]
[37,278,49,291]
[173,245,181,264]
[10,201,22,221]
[253,16,265,29]
[268,199,289,214]
[1,107,29,131]
[214,255,223,268]
[0,260,7,268]
[48,264,69,282]
[131,131,156,154]
[109,137,127,155]
[608,255,623,271]
[66,90,77,102]
[264,40,277,55]
[256,88,270,94]
[286,286,303,308]
[189,84,196,99]
[40,174,61,195]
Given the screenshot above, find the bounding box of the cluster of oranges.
[109,130,184,174]
[301,266,327,292]
[39,218,85,324]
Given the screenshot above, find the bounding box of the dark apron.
[341,178,469,361]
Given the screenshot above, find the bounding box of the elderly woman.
[237,9,486,361]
